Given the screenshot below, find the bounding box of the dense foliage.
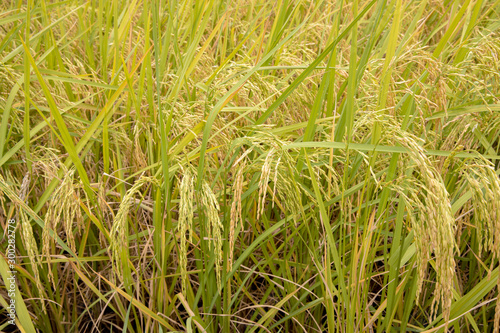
[1,0,500,332]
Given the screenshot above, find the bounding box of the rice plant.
[1,0,500,332]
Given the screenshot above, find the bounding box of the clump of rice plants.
[1,0,500,332]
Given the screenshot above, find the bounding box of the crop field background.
[1,0,500,332]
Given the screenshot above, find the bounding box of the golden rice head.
[275,164,307,226]
[252,133,306,225]
[97,182,111,248]
[98,181,107,214]
[425,178,455,325]
[229,162,245,272]
[0,174,45,309]
[235,132,306,225]
[386,125,456,325]
[133,122,148,171]
[19,174,44,297]
[459,156,500,331]
[441,116,478,152]
[42,166,83,285]
[359,113,456,324]
[19,208,45,309]
[392,183,429,300]
[257,147,275,220]
[109,176,158,282]
[201,181,223,292]
[271,154,281,210]
[460,157,500,258]
[177,170,194,294]
[43,167,82,253]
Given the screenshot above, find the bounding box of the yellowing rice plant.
[0,0,500,332]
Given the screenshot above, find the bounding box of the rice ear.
[177,170,194,294]
[257,147,275,220]
[109,176,159,282]
[201,181,224,292]
[459,156,500,331]
[229,162,245,272]
[0,174,45,310]
[379,119,457,325]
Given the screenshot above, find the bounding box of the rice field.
[1,0,500,332]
